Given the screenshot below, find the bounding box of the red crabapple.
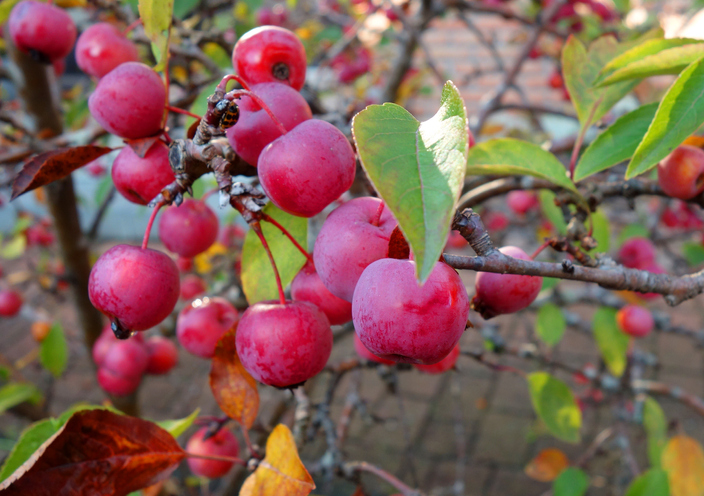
[291,261,352,325]
[445,231,467,249]
[258,119,356,217]
[484,211,509,231]
[415,344,460,374]
[353,333,395,365]
[256,5,289,26]
[548,71,563,89]
[9,1,76,63]
[97,339,148,396]
[112,141,174,205]
[158,199,219,258]
[352,259,469,364]
[180,274,207,300]
[218,224,246,248]
[236,300,332,387]
[314,197,397,302]
[616,305,654,338]
[658,145,704,200]
[232,26,307,90]
[472,246,542,319]
[88,62,165,139]
[145,336,179,374]
[89,245,180,332]
[92,324,145,366]
[226,82,312,166]
[507,190,539,215]
[618,237,656,270]
[177,257,193,272]
[0,290,23,317]
[176,297,239,358]
[186,427,240,479]
[30,321,51,342]
[76,23,140,79]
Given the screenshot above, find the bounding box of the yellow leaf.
[194,242,227,274]
[525,448,570,482]
[662,435,704,496]
[240,425,315,496]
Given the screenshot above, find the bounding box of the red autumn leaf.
[11,146,113,200]
[387,225,410,260]
[524,448,570,482]
[126,136,161,158]
[0,409,186,496]
[210,326,260,429]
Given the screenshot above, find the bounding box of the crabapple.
[0,290,23,317]
[218,224,246,248]
[258,119,356,217]
[236,300,333,388]
[186,427,240,478]
[158,199,219,258]
[111,141,174,205]
[145,336,179,374]
[232,26,306,90]
[24,224,54,246]
[548,71,563,89]
[97,339,148,396]
[92,324,144,366]
[97,368,142,396]
[30,321,51,342]
[616,305,654,338]
[225,82,312,166]
[483,211,509,231]
[618,237,656,270]
[507,190,538,215]
[657,145,704,200]
[256,5,288,26]
[446,231,467,249]
[352,259,469,364]
[291,261,352,325]
[471,246,542,319]
[8,1,76,63]
[88,245,180,332]
[353,333,395,365]
[415,344,460,374]
[180,274,207,300]
[177,257,193,272]
[314,197,396,302]
[176,297,239,358]
[76,23,140,78]
[88,62,165,139]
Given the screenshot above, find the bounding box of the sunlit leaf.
[625,469,669,496]
[536,303,566,347]
[39,322,67,378]
[643,396,667,468]
[156,408,200,439]
[662,435,704,496]
[0,383,41,415]
[592,307,629,377]
[527,372,581,443]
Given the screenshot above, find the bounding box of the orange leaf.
[387,226,410,260]
[11,146,113,200]
[209,326,259,429]
[683,135,704,149]
[662,435,704,496]
[126,136,161,158]
[240,424,315,496]
[525,448,570,482]
[0,409,186,496]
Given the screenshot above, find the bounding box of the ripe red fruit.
[88,62,165,139]
[24,224,54,246]
[186,427,240,479]
[176,297,239,358]
[483,211,509,231]
[177,257,193,272]
[92,324,145,366]
[97,339,148,396]
[112,141,174,205]
[8,1,76,63]
[616,305,654,338]
[291,262,352,325]
[506,190,539,215]
[0,290,23,317]
[445,230,467,249]
[258,119,356,217]
[89,245,180,331]
[145,336,179,374]
[158,199,219,258]
[218,224,246,248]
[415,344,460,374]
[353,333,395,365]
[657,145,704,200]
[225,82,312,166]
[256,5,288,26]
[352,259,469,364]
[548,71,564,89]
[472,246,542,318]
[314,197,397,302]
[236,300,333,387]
[180,274,207,300]
[232,26,307,91]
[76,23,140,78]
[618,237,656,270]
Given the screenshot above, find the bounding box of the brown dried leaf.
[209,326,259,429]
[387,226,410,260]
[525,448,570,482]
[126,136,161,158]
[662,435,704,496]
[11,146,112,200]
[0,409,186,496]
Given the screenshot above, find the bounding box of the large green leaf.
[139,0,174,70]
[527,372,582,443]
[0,383,41,415]
[596,39,704,86]
[241,204,307,304]
[592,307,629,377]
[352,81,468,282]
[627,56,704,179]
[536,303,566,347]
[574,103,658,181]
[553,467,589,496]
[466,139,578,194]
[39,322,67,378]
[588,210,610,254]
[0,419,58,482]
[562,35,640,127]
[683,242,704,267]
[643,396,667,468]
[625,469,669,496]
[156,408,200,439]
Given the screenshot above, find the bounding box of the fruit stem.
[161,130,173,144]
[166,105,202,120]
[226,89,288,136]
[218,74,251,92]
[241,428,260,459]
[530,239,551,260]
[251,222,287,304]
[123,19,143,35]
[262,213,314,265]
[371,200,385,227]
[142,201,165,250]
[185,451,246,466]
[344,461,418,496]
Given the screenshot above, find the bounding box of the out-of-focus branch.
[448,0,566,37]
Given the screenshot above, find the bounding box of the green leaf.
[352,81,468,282]
[588,210,610,254]
[173,0,199,18]
[466,139,578,194]
[541,277,560,291]
[39,322,68,378]
[0,383,42,415]
[592,307,629,377]
[156,408,200,439]
[94,173,114,206]
[625,469,669,496]
[1,235,26,260]
[596,39,704,86]
[527,372,582,443]
[11,217,32,236]
[574,103,658,181]
[538,190,567,235]
[562,35,640,127]
[187,82,218,129]
[643,396,667,468]
[241,204,307,305]
[553,467,589,496]
[536,303,566,347]
[617,224,650,246]
[683,242,704,267]
[0,419,59,482]
[138,0,174,70]
[627,56,704,179]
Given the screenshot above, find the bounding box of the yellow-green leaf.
[527,372,582,443]
[592,306,629,377]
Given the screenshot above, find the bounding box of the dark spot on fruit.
[272,62,290,82]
